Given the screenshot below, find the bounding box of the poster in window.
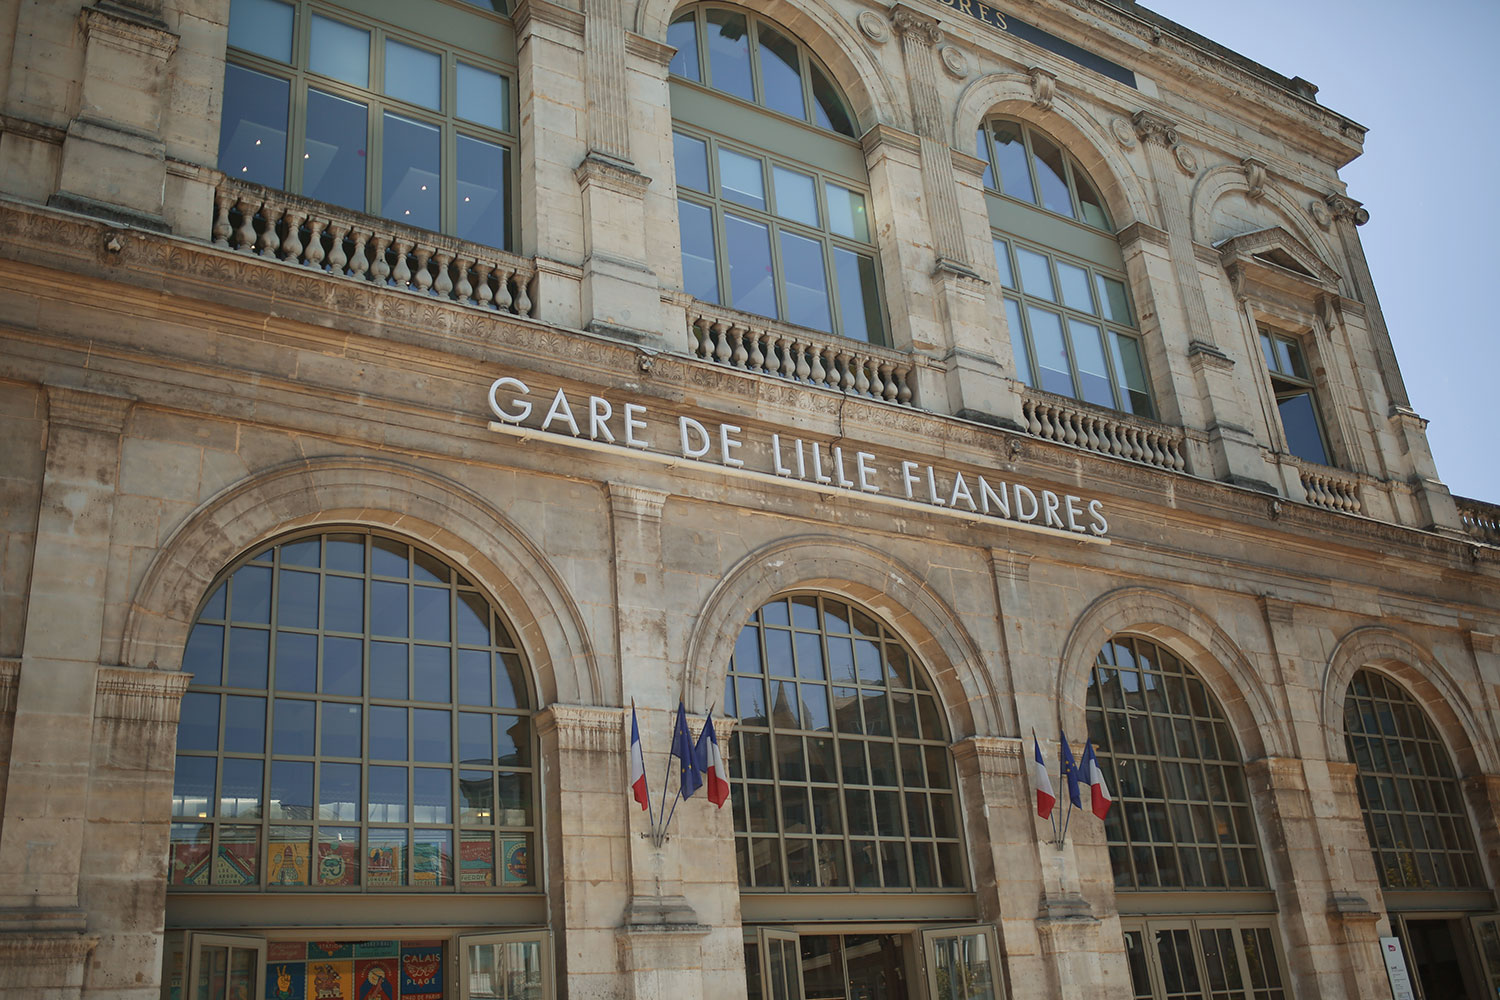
[266,961,306,1000]
[353,942,398,958]
[460,834,494,887]
[412,841,443,886]
[169,840,209,886]
[268,841,311,886]
[501,835,528,886]
[309,960,353,1000]
[317,838,360,887]
[215,836,259,886]
[355,959,397,1000]
[399,944,444,1000]
[308,942,354,960]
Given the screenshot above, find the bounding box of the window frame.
[1119,916,1291,1000]
[220,0,519,249]
[975,117,1113,231]
[1258,326,1333,468]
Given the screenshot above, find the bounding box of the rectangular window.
[1260,328,1331,466]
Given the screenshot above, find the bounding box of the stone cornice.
[84,3,177,60]
[861,122,922,160]
[624,30,676,67]
[535,703,622,753]
[511,0,584,39]
[94,665,192,723]
[1,113,67,145]
[949,147,989,179]
[574,153,651,196]
[951,735,1023,765]
[1115,220,1169,253]
[45,384,133,433]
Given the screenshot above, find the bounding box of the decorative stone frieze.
[534,704,624,756]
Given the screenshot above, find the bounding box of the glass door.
[1469,915,1500,998]
[921,926,1002,1000]
[187,933,265,1000]
[759,928,805,1000]
[458,930,553,1000]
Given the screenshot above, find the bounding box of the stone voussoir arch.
[953,73,1155,231]
[120,455,603,707]
[635,0,904,133]
[682,534,1004,741]
[1057,586,1287,761]
[1322,626,1496,775]
[1189,163,1342,272]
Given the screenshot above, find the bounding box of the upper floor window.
[169,530,538,894]
[669,6,885,344]
[219,0,516,249]
[1259,328,1330,467]
[979,119,1152,417]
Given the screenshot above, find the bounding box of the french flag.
[1081,741,1113,820]
[628,705,649,812]
[1033,735,1057,819]
[698,714,730,808]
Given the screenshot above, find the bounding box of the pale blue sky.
[1142,0,1500,505]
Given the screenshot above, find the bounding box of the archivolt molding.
[634,0,903,132]
[1322,626,1496,774]
[1057,586,1287,761]
[681,534,1004,740]
[952,73,1154,231]
[1189,163,1341,271]
[120,456,602,707]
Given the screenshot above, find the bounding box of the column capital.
[1326,193,1369,225]
[94,665,192,723]
[891,5,943,46]
[606,481,670,519]
[44,385,133,434]
[1131,110,1179,147]
[535,703,623,754]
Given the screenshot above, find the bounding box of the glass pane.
[1028,307,1075,397]
[1057,260,1095,313]
[272,698,314,755]
[468,938,546,1000]
[384,39,441,109]
[368,764,408,822]
[381,113,440,232]
[773,167,818,227]
[810,62,855,136]
[228,0,293,62]
[757,23,804,120]
[667,13,700,82]
[369,705,408,760]
[414,767,453,823]
[1279,338,1308,379]
[224,695,266,753]
[706,9,754,102]
[825,183,869,242]
[1030,131,1075,218]
[1097,275,1132,324]
[832,248,880,343]
[976,128,995,189]
[674,132,710,193]
[719,147,766,210]
[1110,332,1154,417]
[990,120,1035,204]
[1278,391,1329,466]
[678,199,719,303]
[991,239,1014,289]
[457,62,509,131]
[168,823,211,885]
[321,702,361,757]
[218,65,289,192]
[414,708,452,762]
[302,89,366,213]
[269,760,312,819]
[323,576,363,633]
[371,581,409,638]
[318,761,359,820]
[456,135,509,250]
[1069,319,1114,408]
[461,770,493,825]
[316,826,360,886]
[275,631,315,692]
[173,755,215,817]
[1005,298,1032,387]
[178,692,220,752]
[367,829,408,886]
[309,15,369,88]
[724,214,777,318]
[215,824,258,883]
[1077,170,1111,230]
[780,231,832,333]
[1015,246,1055,301]
[226,627,269,688]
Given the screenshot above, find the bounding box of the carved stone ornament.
[891,7,943,46]
[1131,110,1179,148]
[1242,157,1267,200]
[1110,116,1137,149]
[939,43,970,79]
[1326,193,1370,226]
[1308,198,1333,229]
[1028,66,1056,111]
[857,9,890,44]
[1173,142,1199,176]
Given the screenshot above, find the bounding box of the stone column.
[52,3,179,230]
[0,386,132,997]
[79,666,191,1000]
[1131,111,1271,489]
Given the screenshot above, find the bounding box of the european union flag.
[1058,729,1082,808]
[671,700,703,799]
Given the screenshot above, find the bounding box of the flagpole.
[1059,734,1074,848]
[654,701,676,844]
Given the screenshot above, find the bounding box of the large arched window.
[724,594,997,1000]
[669,6,885,343]
[219,0,517,248]
[978,119,1153,417]
[1087,635,1289,1000]
[164,529,548,1000]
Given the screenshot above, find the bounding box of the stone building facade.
[1,0,1498,998]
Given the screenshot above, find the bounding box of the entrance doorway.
[1397,917,1484,1000]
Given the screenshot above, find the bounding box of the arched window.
[669,6,885,343]
[978,119,1153,417]
[724,594,997,1000]
[1087,635,1289,1000]
[164,529,548,1000]
[1344,669,1484,891]
[219,0,517,248]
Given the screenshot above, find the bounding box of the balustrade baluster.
[303,218,327,270]
[326,223,349,274]
[515,270,534,316]
[432,251,455,299]
[895,368,912,405]
[391,240,414,289]
[454,256,474,304]
[256,204,284,258]
[494,268,514,312]
[280,211,305,263]
[713,321,732,363]
[212,191,233,247]
[347,230,370,280]
[473,262,495,309]
[412,246,434,295]
[234,197,258,250]
[368,235,392,284]
[747,329,765,371]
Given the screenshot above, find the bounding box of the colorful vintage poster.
[265,960,305,1000]
[308,960,353,1000]
[366,840,403,887]
[399,944,443,1000]
[460,834,495,886]
[354,959,398,1000]
[268,840,311,886]
[317,837,360,887]
[169,840,209,886]
[501,836,528,886]
[308,941,354,960]
[214,835,259,886]
[411,841,446,886]
[267,942,307,963]
[353,941,398,958]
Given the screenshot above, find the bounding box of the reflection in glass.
[719,148,766,210]
[678,200,719,303]
[1029,131,1075,218]
[217,63,290,188]
[309,15,370,87]
[832,250,879,343]
[228,0,294,63]
[385,39,441,110]
[773,167,818,227]
[457,62,508,131]
[456,136,508,249]
[781,232,831,332]
[667,13,700,81]
[757,23,803,119]
[303,89,366,212]
[706,9,754,102]
[725,214,777,317]
[990,121,1034,204]
[381,113,440,232]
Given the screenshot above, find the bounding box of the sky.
[1140,0,1500,505]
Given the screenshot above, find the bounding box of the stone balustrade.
[1021,391,1187,472]
[210,176,539,318]
[685,301,916,406]
[1298,464,1363,514]
[1456,496,1500,545]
